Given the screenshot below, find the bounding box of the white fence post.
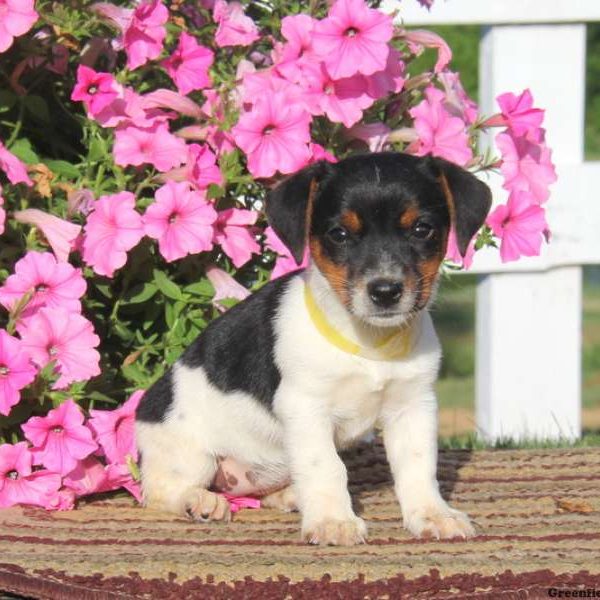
[384,1,600,441]
[475,24,587,441]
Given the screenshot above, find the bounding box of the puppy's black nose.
[367,279,403,308]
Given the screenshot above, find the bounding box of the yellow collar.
[304,284,417,361]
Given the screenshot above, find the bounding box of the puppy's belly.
[212,457,291,496]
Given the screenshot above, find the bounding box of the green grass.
[439,431,600,450]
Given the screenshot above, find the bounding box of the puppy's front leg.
[277,385,367,546]
[382,388,475,539]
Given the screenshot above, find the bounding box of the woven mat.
[1,443,599,599]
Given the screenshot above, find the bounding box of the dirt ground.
[438,406,600,437]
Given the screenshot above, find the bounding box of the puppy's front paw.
[182,488,231,523]
[404,505,474,540]
[302,516,367,546]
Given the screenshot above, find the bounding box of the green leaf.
[188,313,207,329]
[9,138,39,164]
[185,279,214,297]
[24,95,50,123]
[165,346,184,365]
[88,137,106,162]
[218,297,240,310]
[123,282,158,304]
[44,159,80,179]
[94,282,112,299]
[164,301,175,328]
[154,269,184,301]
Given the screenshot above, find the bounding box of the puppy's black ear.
[265,161,331,264]
[433,157,492,257]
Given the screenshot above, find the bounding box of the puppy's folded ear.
[265,161,331,265]
[432,157,492,257]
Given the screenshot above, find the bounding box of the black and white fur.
[135,152,491,545]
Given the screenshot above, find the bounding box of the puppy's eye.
[327,226,349,244]
[412,221,435,240]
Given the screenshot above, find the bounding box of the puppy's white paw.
[182,488,231,523]
[404,505,474,540]
[302,516,367,546]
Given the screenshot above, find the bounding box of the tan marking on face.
[399,205,420,229]
[304,178,318,246]
[340,210,362,234]
[438,173,456,228]
[309,237,350,306]
[416,251,446,308]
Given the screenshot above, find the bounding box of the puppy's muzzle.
[367,279,403,308]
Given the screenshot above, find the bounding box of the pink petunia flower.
[213,209,260,268]
[0,442,61,509]
[496,130,557,204]
[213,0,259,48]
[0,251,86,320]
[185,143,222,189]
[90,2,134,34]
[365,48,406,100]
[487,191,549,263]
[22,400,98,476]
[496,89,544,137]
[0,0,38,53]
[162,32,214,95]
[240,67,303,109]
[18,308,101,389]
[0,187,5,235]
[439,71,478,125]
[63,456,137,499]
[312,0,393,80]
[71,65,119,116]
[299,63,374,128]
[160,143,222,191]
[93,86,171,129]
[206,266,250,313]
[278,14,318,64]
[141,88,203,119]
[273,14,319,81]
[232,92,312,178]
[82,192,144,278]
[223,493,261,513]
[113,123,188,172]
[347,123,391,152]
[409,86,472,166]
[122,0,168,70]
[143,181,217,262]
[445,226,475,269]
[42,488,76,511]
[13,209,81,262]
[264,226,309,280]
[88,390,143,464]
[309,143,337,164]
[400,28,452,74]
[0,330,37,417]
[0,141,33,186]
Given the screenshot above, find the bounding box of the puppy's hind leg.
[136,422,231,523]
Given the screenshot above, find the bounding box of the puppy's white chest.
[329,370,388,447]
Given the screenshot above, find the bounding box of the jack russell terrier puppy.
[135,151,491,546]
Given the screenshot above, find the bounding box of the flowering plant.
[0,0,556,511]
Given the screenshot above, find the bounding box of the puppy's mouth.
[359,308,418,328]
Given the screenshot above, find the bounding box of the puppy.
[135,152,491,545]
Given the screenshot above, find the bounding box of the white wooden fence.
[385,0,600,441]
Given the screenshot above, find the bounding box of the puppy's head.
[266,152,491,327]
